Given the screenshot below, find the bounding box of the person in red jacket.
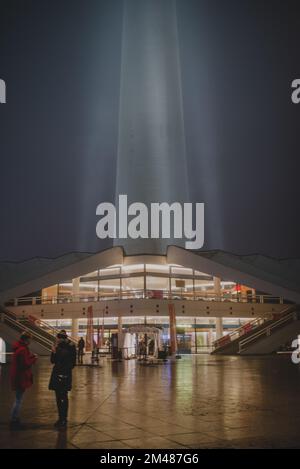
[10,331,37,429]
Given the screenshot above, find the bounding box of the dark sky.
[0,0,300,261]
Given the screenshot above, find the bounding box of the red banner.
[86,305,94,351]
[168,303,177,355]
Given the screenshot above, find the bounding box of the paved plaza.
[1,354,300,449]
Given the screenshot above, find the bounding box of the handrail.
[7,291,285,306]
[19,315,78,346]
[2,309,78,349]
[213,304,296,350]
[239,307,299,353]
[213,316,268,349]
[3,312,53,351]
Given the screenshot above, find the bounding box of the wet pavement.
[1,354,300,449]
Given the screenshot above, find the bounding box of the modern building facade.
[1,245,299,361]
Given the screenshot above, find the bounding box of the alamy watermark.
[96,195,205,250]
[291,337,300,364]
[291,79,300,104]
[0,79,6,103]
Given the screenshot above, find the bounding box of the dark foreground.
[0,354,300,449]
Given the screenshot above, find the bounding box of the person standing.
[49,332,76,428]
[10,331,37,429]
[60,329,77,364]
[77,337,85,364]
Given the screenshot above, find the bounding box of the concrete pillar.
[72,277,80,302]
[215,317,223,340]
[213,276,221,300]
[118,315,123,357]
[208,319,214,346]
[71,318,79,340]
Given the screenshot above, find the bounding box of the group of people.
[10,330,81,430]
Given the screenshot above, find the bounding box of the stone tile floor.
[1,354,300,449]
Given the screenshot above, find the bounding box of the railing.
[7,290,286,307]
[1,308,78,348]
[2,311,54,351]
[213,304,296,351]
[213,317,269,350]
[238,306,299,353]
[18,315,78,346]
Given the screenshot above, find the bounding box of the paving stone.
[0,354,299,449]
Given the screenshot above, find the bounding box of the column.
[194,318,197,354]
[118,315,123,358]
[71,278,80,339]
[71,318,79,340]
[72,277,80,301]
[208,318,214,346]
[213,276,221,300]
[215,317,223,341]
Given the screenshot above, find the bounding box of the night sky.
[0,0,300,261]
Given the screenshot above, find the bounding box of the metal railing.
[213,317,269,350]
[18,315,78,346]
[1,309,78,349]
[238,306,299,353]
[7,290,285,307]
[213,304,296,351]
[2,311,54,351]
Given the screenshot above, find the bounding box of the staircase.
[238,308,300,355]
[0,307,77,356]
[212,305,298,355]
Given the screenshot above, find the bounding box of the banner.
[168,303,177,355]
[86,305,94,351]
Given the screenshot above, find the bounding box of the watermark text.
[96,195,205,250]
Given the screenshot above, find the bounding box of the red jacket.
[10,339,37,391]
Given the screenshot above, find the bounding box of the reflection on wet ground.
[1,354,300,448]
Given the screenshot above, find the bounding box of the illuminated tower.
[115,0,189,254]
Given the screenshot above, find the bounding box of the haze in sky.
[0,0,300,260]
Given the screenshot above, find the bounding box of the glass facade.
[43,316,253,354]
[40,263,257,304]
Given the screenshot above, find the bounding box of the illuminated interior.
[42,263,250,302]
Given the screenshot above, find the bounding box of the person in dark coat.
[77,337,85,364]
[49,332,76,428]
[10,331,37,429]
[60,329,77,364]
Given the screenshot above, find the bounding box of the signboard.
[175,280,185,288]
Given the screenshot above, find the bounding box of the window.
[146,275,169,291]
[146,264,170,274]
[99,279,121,299]
[122,276,144,297]
[58,282,73,298]
[171,266,193,276]
[122,264,144,274]
[42,284,58,303]
[81,270,99,278]
[171,278,194,299]
[79,280,98,300]
[100,266,121,277]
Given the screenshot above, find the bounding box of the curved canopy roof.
[0,245,299,304]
